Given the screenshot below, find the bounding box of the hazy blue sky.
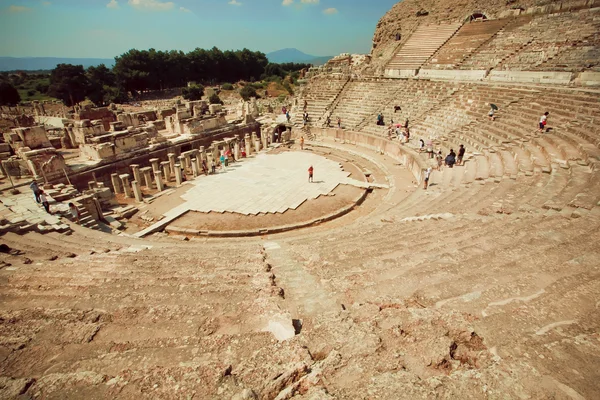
[0,0,399,58]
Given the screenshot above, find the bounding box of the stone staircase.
[424,19,509,70]
[291,76,349,128]
[386,22,462,72]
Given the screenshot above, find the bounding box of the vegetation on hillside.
[0,47,310,106]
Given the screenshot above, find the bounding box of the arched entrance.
[467,12,488,22]
[272,124,287,143]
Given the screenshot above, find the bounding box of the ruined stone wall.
[62,122,261,189]
[73,107,115,130]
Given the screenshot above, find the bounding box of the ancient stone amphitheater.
[2,0,600,399]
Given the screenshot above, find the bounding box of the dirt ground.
[171,183,364,232]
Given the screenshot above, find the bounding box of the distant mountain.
[0,57,114,71]
[266,48,332,66]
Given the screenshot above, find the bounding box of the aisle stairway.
[386,23,462,72]
[424,19,509,70]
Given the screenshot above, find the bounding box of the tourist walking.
[303,100,308,112]
[30,180,41,203]
[39,190,50,213]
[457,144,465,166]
[300,136,305,150]
[337,117,341,129]
[286,111,291,123]
[423,167,432,190]
[211,160,216,174]
[68,202,80,224]
[308,165,314,183]
[539,111,549,133]
[436,150,443,170]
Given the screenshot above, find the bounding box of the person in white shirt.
[539,112,549,132]
[423,167,432,190]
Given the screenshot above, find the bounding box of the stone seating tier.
[423,19,509,70]
[458,8,600,71]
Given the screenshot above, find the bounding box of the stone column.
[154,170,164,192]
[168,153,176,175]
[211,145,220,164]
[199,146,206,163]
[245,134,252,156]
[88,181,97,190]
[132,180,143,202]
[234,139,240,161]
[190,150,200,170]
[149,158,160,174]
[254,137,261,153]
[191,158,199,177]
[174,164,183,186]
[131,164,142,185]
[140,167,154,189]
[161,161,171,182]
[119,174,133,198]
[261,129,268,149]
[178,156,186,173]
[111,173,122,194]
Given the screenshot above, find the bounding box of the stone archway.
[466,11,488,22]
[272,124,287,143]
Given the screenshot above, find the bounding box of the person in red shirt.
[308,165,314,183]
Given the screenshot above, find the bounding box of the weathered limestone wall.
[309,127,427,183]
[4,126,52,153]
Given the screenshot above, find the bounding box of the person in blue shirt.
[30,181,41,203]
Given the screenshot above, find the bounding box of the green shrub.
[221,83,234,90]
[209,93,223,105]
[182,84,204,101]
[239,85,259,101]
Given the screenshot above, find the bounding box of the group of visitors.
[422,145,466,189]
[325,116,341,128]
[387,119,410,142]
[30,180,81,223]
[282,106,291,123]
[376,113,385,126]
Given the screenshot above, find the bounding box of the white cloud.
[301,0,319,3]
[128,0,174,11]
[323,7,338,15]
[282,0,293,5]
[7,5,32,12]
[180,6,190,12]
[106,0,119,9]
[228,0,242,5]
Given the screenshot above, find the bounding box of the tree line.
[0,47,311,107]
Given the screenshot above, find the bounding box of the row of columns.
[109,130,269,203]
